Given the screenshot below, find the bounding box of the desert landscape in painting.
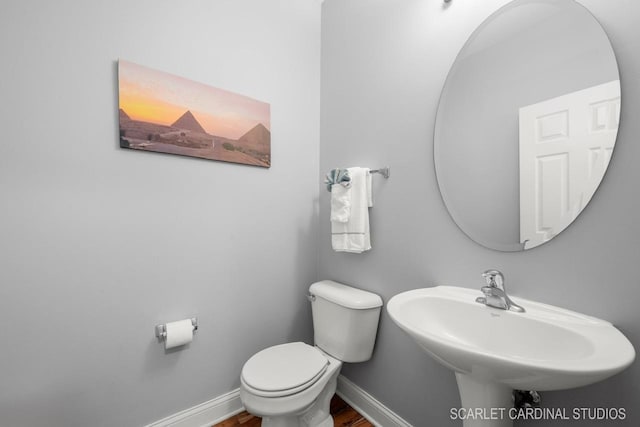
[118,60,270,167]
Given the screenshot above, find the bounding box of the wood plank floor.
[212,394,373,427]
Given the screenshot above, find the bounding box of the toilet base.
[259,372,337,427]
[261,415,332,427]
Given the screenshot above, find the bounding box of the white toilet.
[239,280,382,427]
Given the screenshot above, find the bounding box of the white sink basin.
[387,286,635,426]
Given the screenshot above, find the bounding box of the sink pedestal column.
[455,373,513,427]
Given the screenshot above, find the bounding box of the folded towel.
[330,184,351,223]
[324,168,351,192]
[331,167,372,253]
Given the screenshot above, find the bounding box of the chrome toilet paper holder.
[155,317,198,340]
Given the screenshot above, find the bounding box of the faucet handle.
[482,269,504,289]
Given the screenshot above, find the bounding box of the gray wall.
[0,1,320,426]
[320,0,640,425]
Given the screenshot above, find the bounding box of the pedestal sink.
[387,286,635,427]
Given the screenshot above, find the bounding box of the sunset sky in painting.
[118,60,270,139]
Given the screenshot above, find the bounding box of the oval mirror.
[434,0,620,251]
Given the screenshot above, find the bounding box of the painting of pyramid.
[118,59,271,167]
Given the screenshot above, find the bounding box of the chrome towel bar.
[370,167,390,178]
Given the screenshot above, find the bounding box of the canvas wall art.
[118,60,271,167]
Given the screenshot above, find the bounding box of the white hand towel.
[366,170,373,208]
[330,184,351,223]
[331,167,372,253]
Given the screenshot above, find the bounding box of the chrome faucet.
[476,269,525,313]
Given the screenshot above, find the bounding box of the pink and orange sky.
[118,60,270,140]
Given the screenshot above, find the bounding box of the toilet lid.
[241,342,329,396]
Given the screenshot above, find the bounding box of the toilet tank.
[309,280,383,363]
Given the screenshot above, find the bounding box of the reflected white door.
[519,80,620,249]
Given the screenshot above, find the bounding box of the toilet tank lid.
[309,280,383,309]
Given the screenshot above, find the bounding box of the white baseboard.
[144,388,243,427]
[145,375,411,427]
[336,375,413,427]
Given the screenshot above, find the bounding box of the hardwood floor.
[212,394,373,427]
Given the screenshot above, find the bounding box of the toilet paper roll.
[164,319,194,350]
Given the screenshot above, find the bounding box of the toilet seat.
[241,342,329,398]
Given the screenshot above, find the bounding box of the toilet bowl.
[239,280,382,427]
[240,343,342,427]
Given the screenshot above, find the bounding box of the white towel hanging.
[330,184,351,223]
[331,167,372,253]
